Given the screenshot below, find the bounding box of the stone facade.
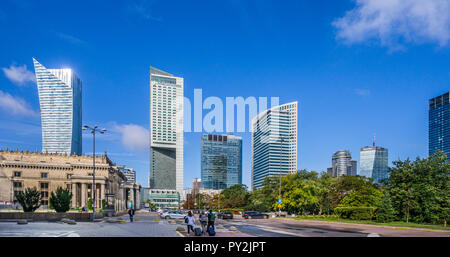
[0,149,140,212]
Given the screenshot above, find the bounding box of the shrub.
[15,187,42,212]
[49,187,72,213]
[334,207,376,220]
[88,198,93,210]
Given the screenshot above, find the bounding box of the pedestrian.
[186,211,195,235]
[199,211,208,234]
[206,209,215,232]
[128,208,135,222]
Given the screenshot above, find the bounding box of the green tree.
[376,192,395,223]
[49,187,72,213]
[330,175,382,209]
[221,184,250,208]
[15,187,42,212]
[386,152,449,224]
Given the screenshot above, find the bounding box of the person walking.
[128,208,135,222]
[186,211,195,235]
[206,209,215,233]
[199,211,208,234]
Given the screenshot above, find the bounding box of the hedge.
[334,207,377,220]
[212,208,244,214]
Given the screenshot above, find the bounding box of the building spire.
[373,133,376,147]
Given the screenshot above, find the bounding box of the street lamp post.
[82,125,106,222]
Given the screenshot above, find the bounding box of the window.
[41,173,48,179]
[40,182,49,189]
[13,181,22,188]
[67,174,72,179]
[14,171,21,177]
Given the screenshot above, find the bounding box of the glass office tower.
[251,102,298,190]
[149,67,184,192]
[328,150,357,178]
[33,58,82,155]
[429,92,450,161]
[360,145,388,183]
[201,134,242,190]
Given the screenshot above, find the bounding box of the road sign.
[278,199,282,204]
[277,204,282,208]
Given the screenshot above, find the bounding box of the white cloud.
[333,0,450,49]
[113,124,149,152]
[2,64,36,85]
[57,32,86,45]
[354,89,371,96]
[0,90,39,117]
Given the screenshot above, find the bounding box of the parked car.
[162,210,187,219]
[218,211,233,219]
[243,211,269,219]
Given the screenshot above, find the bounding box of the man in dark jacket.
[128,208,135,222]
[206,209,215,232]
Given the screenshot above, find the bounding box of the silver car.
[162,210,186,219]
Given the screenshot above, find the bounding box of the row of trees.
[15,187,72,213]
[189,152,448,226]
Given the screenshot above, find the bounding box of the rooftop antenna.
[373,133,376,147]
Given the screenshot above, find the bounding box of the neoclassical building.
[0,149,140,212]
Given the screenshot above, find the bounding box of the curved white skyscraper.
[149,67,183,192]
[33,58,82,155]
[251,102,298,190]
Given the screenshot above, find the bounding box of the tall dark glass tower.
[429,92,450,161]
[201,134,242,190]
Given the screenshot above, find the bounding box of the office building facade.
[328,150,357,178]
[149,67,184,192]
[360,143,389,183]
[201,134,242,190]
[429,92,450,161]
[251,102,298,190]
[33,58,82,155]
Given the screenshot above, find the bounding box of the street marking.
[176,231,185,237]
[367,233,380,237]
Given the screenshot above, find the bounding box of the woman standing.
[186,211,195,234]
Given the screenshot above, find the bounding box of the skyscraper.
[429,92,450,161]
[328,150,357,178]
[359,138,389,183]
[149,67,184,192]
[33,58,82,155]
[251,102,298,190]
[201,134,242,190]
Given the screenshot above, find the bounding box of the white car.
[162,210,186,219]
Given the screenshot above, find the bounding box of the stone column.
[101,184,105,206]
[71,183,77,208]
[130,188,135,209]
[81,183,86,207]
[136,188,140,210]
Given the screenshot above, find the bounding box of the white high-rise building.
[149,67,183,192]
[251,102,298,190]
[33,58,82,155]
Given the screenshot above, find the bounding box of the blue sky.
[0,0,449,189]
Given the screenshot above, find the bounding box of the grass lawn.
[291,216,450,231]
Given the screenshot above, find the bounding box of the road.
[216,217,368,237]
[1,211,448,237]
[216,216,450,237]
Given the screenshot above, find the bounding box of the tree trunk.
[444,218,447,228]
